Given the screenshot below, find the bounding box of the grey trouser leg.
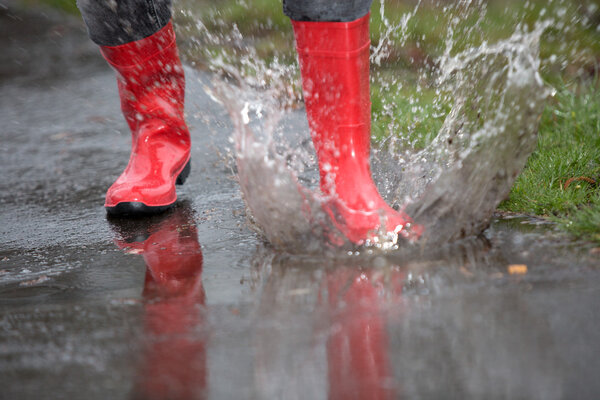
[77,0,172,46]
[283,0,373,22]
[78,0,373,46]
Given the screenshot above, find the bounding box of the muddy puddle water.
[1,1,599,399]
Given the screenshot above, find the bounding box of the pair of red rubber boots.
[101,15,417,244]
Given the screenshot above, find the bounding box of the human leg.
[285,1,421,243]
[78,0,191,215]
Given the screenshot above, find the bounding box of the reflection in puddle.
[250,238,565,400]
[325,269,396,400]
[110,204,207,399]
[108,210,573,399]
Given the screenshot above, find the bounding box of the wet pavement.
[1,3,600,399]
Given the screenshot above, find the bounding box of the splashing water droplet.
[174,0,587,252]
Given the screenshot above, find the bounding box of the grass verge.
[21,0,79,14]
[499,81,600,242]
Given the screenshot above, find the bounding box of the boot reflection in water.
[326,268,400,400]
[110,204,206,400]
[77,0,421,243]
[252,261,403,398]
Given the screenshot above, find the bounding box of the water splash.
[403,21,551,243]
[175,1,583,252]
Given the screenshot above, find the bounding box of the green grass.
[499,81,600,242]
[370,81,448,149]
[22,0,79,14]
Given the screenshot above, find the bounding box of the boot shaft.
[100,21,187,135]
[292,14,373,196]
[292,14,371,130]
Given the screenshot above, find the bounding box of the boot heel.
[176,159,191,185]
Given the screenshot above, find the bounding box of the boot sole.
[106,159,191,217]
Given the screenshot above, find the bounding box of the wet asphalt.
[1,2,600,399]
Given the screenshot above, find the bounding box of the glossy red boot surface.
[100,21,191,216]
[292,15,422,244]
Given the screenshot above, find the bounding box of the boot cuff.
[100,21,177,68]
[292,13,370,57]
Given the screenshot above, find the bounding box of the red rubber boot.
[292,14,421,244]
[100,21,191,216]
